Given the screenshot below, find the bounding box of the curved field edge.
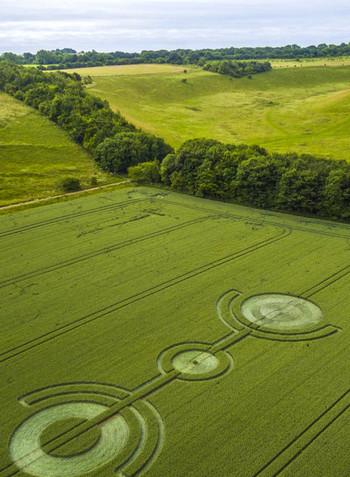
[0,92,115,206]
[0,180,131,215]
[77,64,350,160]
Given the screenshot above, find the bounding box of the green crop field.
[0,93,113,207]
[0,186,349,476]
[72,63,350,160]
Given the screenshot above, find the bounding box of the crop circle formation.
[10,396,162,477]
[172,350,219,375]
[241,294,323,333]
[158,342,233,380]
[10,402,128,477]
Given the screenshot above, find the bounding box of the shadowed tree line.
[203,60,272,78]
[0,63,173,177]
[1,42,350,69]
[150,139,350,221]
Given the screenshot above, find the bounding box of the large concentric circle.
[241,294,323,333]
[10,395,163,477]
[10,403,128,477]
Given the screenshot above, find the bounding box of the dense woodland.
[1,42,350,69]
[203,60,272,77]
[0,63,172,177]
[156,140,350,220]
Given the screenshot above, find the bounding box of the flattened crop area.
[0,187,349,477]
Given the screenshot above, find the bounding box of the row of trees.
[0,49,143,67]
[2,42,350,69]
[139,139,350,221]
[0,63,172,173]
[203,60,272,78]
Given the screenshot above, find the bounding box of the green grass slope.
[79,64,350,160]
[0,93,111,206]
[0,187,349,476]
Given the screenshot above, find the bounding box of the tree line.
[0,63,173,178]
[1,42,350,69]
[139,139,350,221]
[203,60,272,78]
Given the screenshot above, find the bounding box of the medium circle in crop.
[158,343,233,380]
[172,350,219,375]
[241,294,323,333]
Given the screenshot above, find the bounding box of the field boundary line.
[303,263,350,298]
[0,181,130,213]
[0,197,146,238]
[0,216,212,289]
[273,405,350,476]
[162,198,350,240]
[253,388,350,477]
[3,193,350,240]
[0,228,290,363]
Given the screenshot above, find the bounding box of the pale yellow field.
[270,56,350,68]
[65,64,194,77]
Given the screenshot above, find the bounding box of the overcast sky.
[1,0,350,53]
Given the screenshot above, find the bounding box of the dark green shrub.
[60,177,81,192]
[128,161,160,184]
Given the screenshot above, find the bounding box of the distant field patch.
[0,93,113,206]
[270,56,350,68]
[65,64,192,77]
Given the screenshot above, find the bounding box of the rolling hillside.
[72,63,350,160]
[0,93,112,206]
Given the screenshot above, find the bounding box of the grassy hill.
[0,93,112,206]
[1,186,349,476]
[71,63,350,160]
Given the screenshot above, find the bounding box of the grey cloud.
[0,0,350,53]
